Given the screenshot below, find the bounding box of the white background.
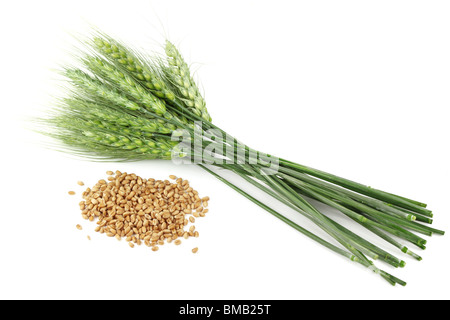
[1,0,449,300]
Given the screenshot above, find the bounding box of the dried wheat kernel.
[87,235,91,240]
[128,242,135,248]
[151,246,159,252]
[68,191,76,195]
[77,171,209,251]
[77,181,85,186]
[192,247,198,254]
[76,224,82,230]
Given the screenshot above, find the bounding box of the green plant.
[38,31,444,286]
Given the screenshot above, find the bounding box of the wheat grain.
[75,171,208,251]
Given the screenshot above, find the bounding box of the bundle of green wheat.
[38,31,444,286]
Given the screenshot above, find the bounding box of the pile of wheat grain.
[73,171,208,252]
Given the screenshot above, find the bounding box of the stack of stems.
[156,100,444,285]
[167,93,443,285]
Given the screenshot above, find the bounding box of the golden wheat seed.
[174,239,182,245]
[128,242,135,248]
[87,235,91,240]
[77,171,209,249]
[68,191,76,195]
[76,224,82,230]
[77,181,85,186]
[192,247,198,254]
[151,246,159,252]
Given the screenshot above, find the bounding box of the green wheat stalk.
[35,30,445,286]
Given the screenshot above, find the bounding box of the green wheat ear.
[65,68,142,112]
[63,97,178,134]
[164,40,212,122]
[42,108,176,162]
[84,56,168,117]
[92,35,176,102]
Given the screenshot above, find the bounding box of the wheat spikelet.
[92,36,176,102]
[84,56,169,117]
[65,69,141,112]
[164,40,211,122]
[64,97,178,134]
[46,110,176,160]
